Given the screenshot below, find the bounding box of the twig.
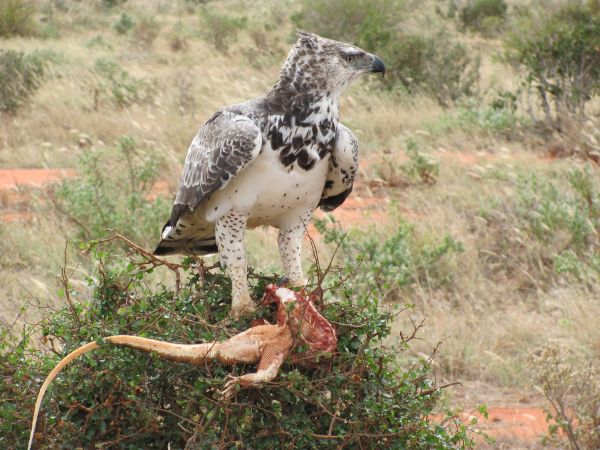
[87,232,184,298]
[58,243,81,327]
[419,381,464,397]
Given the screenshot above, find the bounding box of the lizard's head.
[262,284,304,325]
[261,285,337,355]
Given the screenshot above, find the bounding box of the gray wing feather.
[170,110,262,222]
[319,124,358,212]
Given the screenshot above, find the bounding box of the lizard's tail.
[28,341,100,450]
[28,335,213,450]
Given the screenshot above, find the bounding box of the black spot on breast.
[292,135,304,150]
[269,127,285,150]
[281,150,296,167]
[331,155,339,168]
[319,119,331,135]
[297,150,316,170]
[324,180,334,190]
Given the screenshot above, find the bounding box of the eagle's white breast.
[203,97,339,228]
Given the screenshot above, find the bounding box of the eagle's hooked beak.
[370,55,386,77]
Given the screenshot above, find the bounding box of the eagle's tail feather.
[153,238,218,256]
[154,218,218,256]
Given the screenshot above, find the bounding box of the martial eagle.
[154,32,385,317]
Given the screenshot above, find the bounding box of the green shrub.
[0,50,46,114]
[374,138,439,186]
[381,33,480,105]
[292,0,480,106]
[529,343,600,449]
[113,12,134,35]
[0,0,36,37]
[315,217,463,300]
[55,136,169,246]
[426,95,525,137]
[0,243,477,448]
[516,169,599,252]
[459,0,507,34]
[505,3,600,125]
[418,35,480,107]
[133,16,160,48]
[198,5,247,53]
[93,58,153,108]
[101,0,127,8]
[482,168,600,285]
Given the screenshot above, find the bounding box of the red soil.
[465,406,548,440]
[0,169,76,223]
[0,169,172,223]
[0,168,76,189]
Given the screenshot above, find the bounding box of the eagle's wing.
[167,110,262,228]
[319,124,358,212]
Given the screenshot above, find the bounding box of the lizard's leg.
[220,347,288,400]
[278,209,312,287]
[215,210,255,318]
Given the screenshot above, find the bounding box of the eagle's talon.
[230,301,257,319]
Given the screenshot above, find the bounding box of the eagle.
[154,32,385,317]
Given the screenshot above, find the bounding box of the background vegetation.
[0,0,598,448]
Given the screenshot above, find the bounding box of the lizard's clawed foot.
[219,375,240,401]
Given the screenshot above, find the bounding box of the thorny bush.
[314,217,463,302]
[54,136,169,247]
[0,50,47,114]
[1,236,477,449]
[529,342,600,450]
[505,3,600,125]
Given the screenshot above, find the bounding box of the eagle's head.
[278,31,385,97]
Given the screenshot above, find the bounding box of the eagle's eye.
[344,54,355,63]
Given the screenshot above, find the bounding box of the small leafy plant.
[314,216,463,300]
[198,5,247,53]
[0,0,36,37]
[529,342,600,450]
[479,167,599,288]
[93,58,154,108]
[54,136,169,246]
[0,50,47,114]
[505,3,600,125]
[113,12,134,35]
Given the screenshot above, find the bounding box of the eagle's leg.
[277,210,312,286]
[215,211,256,318]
